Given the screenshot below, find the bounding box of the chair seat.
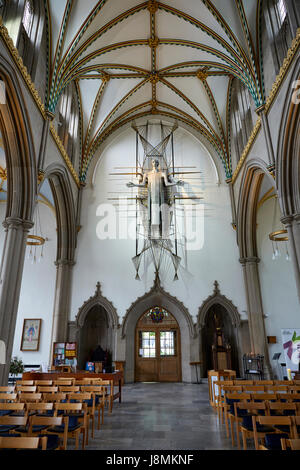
[0,411,12,416]
[16,424,49,433]
[242,416,275,433]
[264,433,289,450]
[38,433,60,450]
[274,425,292,434]
[48,423,81,433]
[0,425,19,433]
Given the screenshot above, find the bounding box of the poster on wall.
[281,329,300,375]
[20,319,41,351]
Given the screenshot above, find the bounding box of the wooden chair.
[67,392,95,443]
[52,402,87,450]
[281,438,300,450]
[0,415,28,435]
[18,393,42,403]
[28,415,67,449]
[215,381,235,423]
[97,379,114,414]
[0,435,47,450]
[226,393,251,447]
[80,386,106,429]
[222,386,243,436]
[235,402,270,450]
[252,416,295,450]
[0,393,17,403]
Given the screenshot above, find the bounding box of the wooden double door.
[135,308,181,382]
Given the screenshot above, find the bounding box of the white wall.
[0,194,57,368]
[71,125,248,327]
[257,197,300,378]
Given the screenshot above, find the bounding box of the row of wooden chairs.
[0,401,89,450]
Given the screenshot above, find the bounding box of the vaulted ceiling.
[44,0,265,182]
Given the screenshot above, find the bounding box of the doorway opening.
[135,306,182,382]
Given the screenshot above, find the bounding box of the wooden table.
[22,370,123,404]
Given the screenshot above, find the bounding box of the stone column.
[239,256,272,378]
[50,259,75,349]
[281,215,300,301]
[0,217,33,385]
[226,177,237,229]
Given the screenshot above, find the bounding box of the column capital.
[280,215,294,226]
[54,258,76,267]
[2,217,33,231]
[239,256,260,265]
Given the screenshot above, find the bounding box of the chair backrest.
[74,380,91,386]
[235,401,267,412]
[223,386,243,394]
[54,402,84,415]
[34,380,53,386]
[37,386,58,393]
[0,415,28,426]
[226,393,251,401]
[288,386,300,393]
[0,402,26,413]
[234,380,254,385]
[0,436,47,450]
[0,393,17,402]
[53,379,75,386]
[265,386,289,392]
[0,386,15,393]
[16,381,34,386]
[42,393,67,402]
[58,386,80,393]
[29,414,64,429]
[18,393,42,403]
[16,386,37,393]
[268,402,297,413]
[281,438,300,450]
[242,385,265,392]
[26,402,54,413]
[251,393,277,402]
[254,381,273,385]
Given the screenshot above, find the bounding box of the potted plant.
[10,356,24,383]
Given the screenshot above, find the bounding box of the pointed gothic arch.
[121,276,198,383]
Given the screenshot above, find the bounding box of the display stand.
[53,342,77,369]
[243,354,264,380]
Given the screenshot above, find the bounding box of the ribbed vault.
[44,0,266,182]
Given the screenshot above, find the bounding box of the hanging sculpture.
[111,121,203,281]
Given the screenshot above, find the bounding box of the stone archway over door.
[70,282,119,371]
[197,281,246,378]
[122,276,197,383]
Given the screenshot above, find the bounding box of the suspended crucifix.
[111,121,203,281]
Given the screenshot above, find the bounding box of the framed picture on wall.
[20,319,42,351]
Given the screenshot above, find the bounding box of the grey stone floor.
[69,382,240,450]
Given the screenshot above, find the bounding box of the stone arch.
[236,158,274,259]
[197,281,244,377]
[75,282,119,330]
[74,282,119,370]
[0,55,36,221]
[43,163,77,262]
[121,276,197,383]
[276,56,300,217]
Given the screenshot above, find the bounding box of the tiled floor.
[70,382,241,450]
